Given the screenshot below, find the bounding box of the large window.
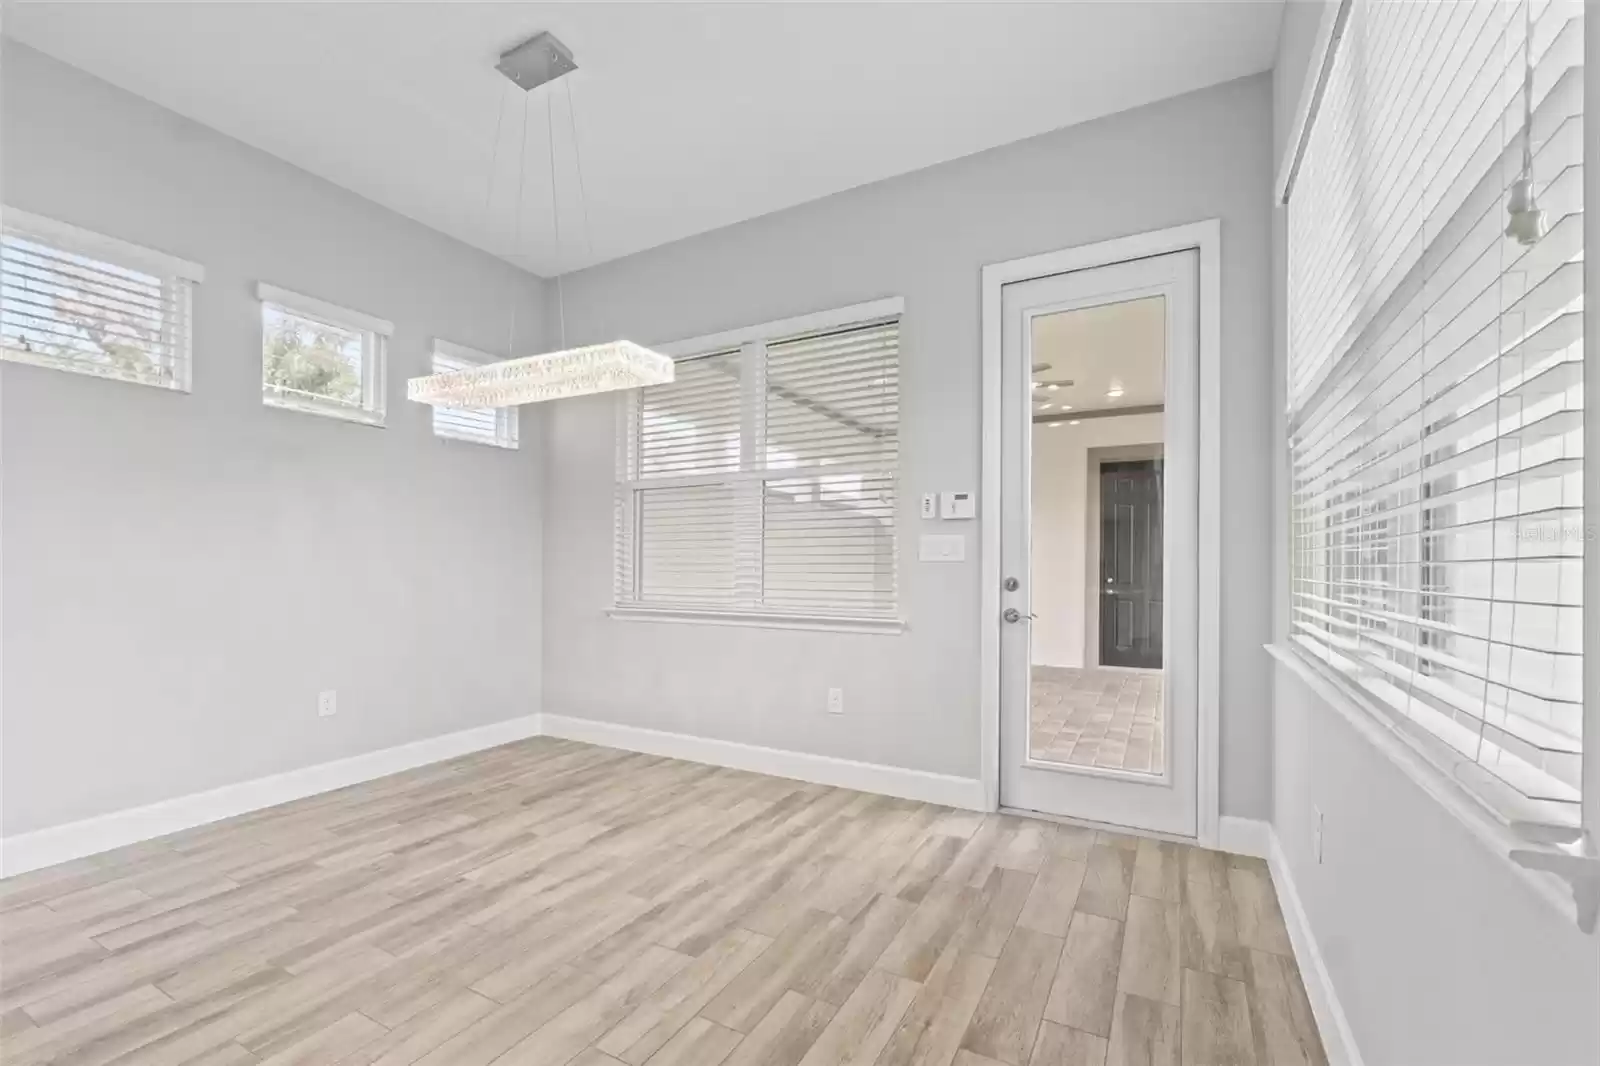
[259,283,389,426]
[0,208,203,390]
[614,302,901,625]
[1286,0,1586,831]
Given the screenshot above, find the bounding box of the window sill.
[1267,641,1596,933]
[3,345,189,392]
[263,394,386,428]
[608,606,906,635]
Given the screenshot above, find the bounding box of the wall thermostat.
[940,491,975,520]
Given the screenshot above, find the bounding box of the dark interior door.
[1099,458,1164,669]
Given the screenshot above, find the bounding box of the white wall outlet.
[318,690,338,718]
[827,687,844,715]
[920,493,937,519]
[1313,806,1324,863]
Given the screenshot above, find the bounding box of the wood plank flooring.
[0,738,1327,1066]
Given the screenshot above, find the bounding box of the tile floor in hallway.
[0,738,1324,1066]
[1030,667,1165,774]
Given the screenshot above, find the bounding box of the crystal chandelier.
[408,340,671,406]
[408,32,672,410]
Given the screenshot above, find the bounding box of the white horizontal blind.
[762,322,898,616]
[1288,0,1585,827]
[628,349,749,607]
[638,350,743,479]
[616,315,900,621]
[0,210,199,391]
[431,342,518,449]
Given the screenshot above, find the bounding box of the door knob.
[1003,608,1036,623]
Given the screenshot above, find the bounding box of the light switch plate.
[940,491,976,520]
[920,493,937,519]
[918,533,966,562]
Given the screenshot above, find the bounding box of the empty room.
[1,2,1595,1065]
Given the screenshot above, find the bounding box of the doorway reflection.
[1028,295,1166,775]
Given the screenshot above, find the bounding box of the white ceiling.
[1032,296,1166,417]
[4,2,1283,277]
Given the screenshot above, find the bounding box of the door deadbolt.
[1003,576,1020,591]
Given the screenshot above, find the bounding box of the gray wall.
[542,74,1275,814]
[1,45,548,836]
[1268,8,1600,1064]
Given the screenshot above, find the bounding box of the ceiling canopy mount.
[495,31,578,93]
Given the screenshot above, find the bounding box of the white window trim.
[607,605,905,635]
[4,207,206,282]
[429,339,519,450]
[1271,2,1600,934]
[257,282,389,427]
[257,283,392,337]
[616,296,906,632]
[653,297,905,358]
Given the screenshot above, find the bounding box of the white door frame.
[979,219,1222,846]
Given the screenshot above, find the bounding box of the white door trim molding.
[979,219,1222,845]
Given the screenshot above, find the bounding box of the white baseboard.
[1217,814,1273,858]
[541,714,987,811]
[1266,828,1365,1066]
[0,714,543,879]
[2,712,987,879]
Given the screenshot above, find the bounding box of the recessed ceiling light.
[1040,403,1053,410]
[1069,420,1080,425]
[1106,387,1124,399]
[1046,383,1060,392]
[1047,421,1061,428]
[1031,381,1041,389]
[1061,404,1072,410]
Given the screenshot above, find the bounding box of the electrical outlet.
[1313,806,1324,863]
[827,688,844,715]
[318,690,338,718]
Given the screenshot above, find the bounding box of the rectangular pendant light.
[407,340,673,408]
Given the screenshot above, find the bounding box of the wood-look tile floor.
[0,738,1326,1066]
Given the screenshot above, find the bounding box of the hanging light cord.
[1520,0,1535,178]
[565,80,599,343]
[492,65,597,355]
[509,93,532,356]
[566,80,596,269]
[548,90,567,351]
